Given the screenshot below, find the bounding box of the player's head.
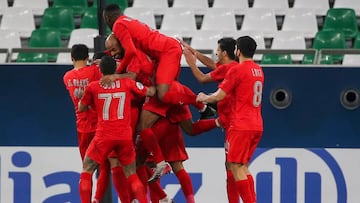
[100,55,117,75]
[105,34,124,59]
[216,37,237,62]
[235,36,257,59]
[71,44,89,61]
[103,4,123,29]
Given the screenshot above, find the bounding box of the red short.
[77,131,95,160]
[137,118,188,163]
[167,105,192,124]
[225,130,262,164]
[86,136,136,166]
[155,38,182,85]
[142,96,172,117]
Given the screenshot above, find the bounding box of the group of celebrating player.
[63,3,264,203]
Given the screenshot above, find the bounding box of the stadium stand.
[0,0,358,65]
[160,7,197,38]
[201,8,238,32]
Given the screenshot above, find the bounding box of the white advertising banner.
[0,147,359,203]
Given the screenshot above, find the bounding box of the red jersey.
[210,61,238,129]
[112,15,175,72]
[116,49,155,87]
[80,78,148,140]
[63,64,102,133]
[219,60,264,131]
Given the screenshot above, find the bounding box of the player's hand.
[183,48,197,67]
[196,92,208,102]
[100,74,116,87]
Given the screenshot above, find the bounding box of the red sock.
[127,174,149,203]
[190,119,217,135]
[94,161,110,201]
[161,81,204,110]
[112,166,131,203]
[79,172,93,203]
[139,128,164,164]
[247,174,256,202]
[175,169,195,203]
[148,180,167,202]
[235,179,253,203]
[226,170,239,203]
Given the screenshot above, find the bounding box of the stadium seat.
[92,0,128,12]
[0,30,22,61]
[261,54,292,64]
[333,0,360,16]
[13,0,49,16]
[271,31,306,61]
[56,52,71,64]
[201,8,237,33]
[26,29,62,61]
[212,0,249,14]
[342,55,360,65]
[80,7,112,34]
[302,30,346,64]
[160,8,197,38]
[68,28,99,48]
[0,7,36,38]
[52,0,88,16]
[124,7,156,29]
[353,33,360,48]
[252,0,289,15]
[40,7,75,39]
[281,8,318,39]
[16,53,49,63]
[241,8,278,38]
[131,0,168,15]
[172,0,209,15]
[190,30,222,54]
[292,0,329,16]
[80,7,98,29]
[0,30,22,50]
[0,0,8,8]
[322,8,358,39]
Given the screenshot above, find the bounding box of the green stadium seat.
[92,0,128,12]
[302,30,346,64]
[40,7,75,39]
[16,53,48,63]
[353,33,360,48]
[261,54,293,65]
[25,29,62,61]
[323,8,358,39]
[80,7,98,29]
[80,7,112,34]
[52,0,88,16]
[302,55,334,65]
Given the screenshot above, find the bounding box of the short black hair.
[104,4,123,28]
[100,55,117,75]
[218,37,237,60]
[71,44,89,61]
[236,36,257,58]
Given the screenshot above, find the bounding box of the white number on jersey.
[98,92,126,120]
[253,81,263,107]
